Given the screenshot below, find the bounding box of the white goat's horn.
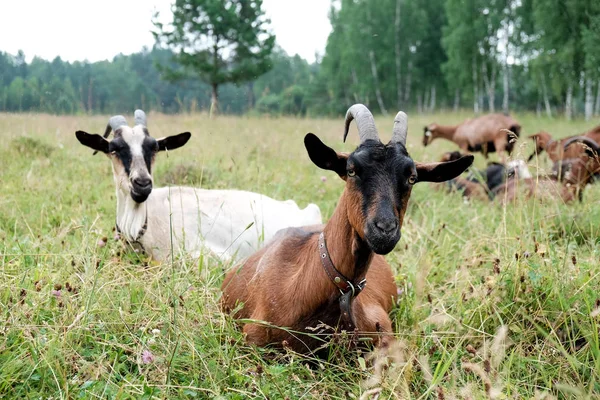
[391,111,408,145]
[134,109,147,127]
[343,104,380,143]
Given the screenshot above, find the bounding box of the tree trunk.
[541,75,552,118]
[417,92,423,114]
[453,89,460,112]
[369,50,387,115]
[394,0,402,109]
[595,79,600,117]
[502,63,509,114]
[565,83,573,120]
[585,77,593,121]
[536,100,541,118]
[211,83,219,116]
[351,69,360,103]
[429,86,436,113]
[87,77,93,113]
[404,60,412,104]
[472,56,479,114]
[482,62,496,112]
[423,89,430,113]
[247,81,255,111]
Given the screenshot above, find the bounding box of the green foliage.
[153,0,276,110]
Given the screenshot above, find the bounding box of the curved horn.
[343,104,379,143]
[134,109,147,127]
[93,115,127,155]
[391,111,408,145]
[564,136,599,154]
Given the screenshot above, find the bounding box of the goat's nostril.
[133,177,152,188]
[375,220,398,233]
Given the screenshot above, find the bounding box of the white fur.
[116,186,322,262]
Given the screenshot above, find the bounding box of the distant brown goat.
[221,104,473,354]
[528,125,600,162]
[423,113,521,159]
[552,137,600,201]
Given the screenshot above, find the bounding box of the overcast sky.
[0,0,331,64]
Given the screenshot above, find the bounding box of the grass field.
[1,111,600,399]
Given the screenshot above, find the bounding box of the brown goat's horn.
[134,109,147,127]
[390,111,408,145]
[343,104,379,143]
[563,136,599,154]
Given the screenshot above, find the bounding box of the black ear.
[415,155,474,183]
[76,131,109,154]
[157,132,191,151]
[304,133,348,178]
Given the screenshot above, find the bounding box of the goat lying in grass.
[550,137,600,201]
[437,152,530,201]
[75,110,322,262]
[221,104,473,354]
[527,125,600,162]
[423,113,521,160]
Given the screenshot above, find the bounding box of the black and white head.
[305,104,474,255]
[75,110,191,203]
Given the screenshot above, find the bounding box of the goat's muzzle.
[130,177,153,203]
[366,219,400,255]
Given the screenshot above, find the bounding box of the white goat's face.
[76,114,191,203]
[108,125,157,203]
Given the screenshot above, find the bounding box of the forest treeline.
[1,0,600,118]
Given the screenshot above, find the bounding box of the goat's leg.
[243,309,271,347]
[355,303,395,348]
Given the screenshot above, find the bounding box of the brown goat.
[492,177,575,203]
[552,137,600,201]
[221,104,474,354]
[423,113,521,160]
[528,125,600,162]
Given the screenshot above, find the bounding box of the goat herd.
[75,104,597,355]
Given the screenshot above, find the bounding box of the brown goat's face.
[423,124,437,146]
[76,127,191,203]
[305,134,474,255]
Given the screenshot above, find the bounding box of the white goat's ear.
[415,155,474,183]
[157,132,191,152]
[76,131,109,154]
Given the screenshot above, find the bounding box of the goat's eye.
[347,169,356,177]
[408,175,417,185]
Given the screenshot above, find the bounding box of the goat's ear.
[157,132,191,152]
[415,155,474,183]
[304,133,348,178]
[76,131,109,154]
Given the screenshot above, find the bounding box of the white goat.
[75,110,322,261]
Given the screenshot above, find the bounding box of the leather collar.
[318,232,366,329]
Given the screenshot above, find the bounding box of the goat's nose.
[133,177,152,188]
[375,219,398,234]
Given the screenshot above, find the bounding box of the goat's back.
[145,187,322,261]
[456,113,520,145]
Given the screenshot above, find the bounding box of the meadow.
[1,111,599,399]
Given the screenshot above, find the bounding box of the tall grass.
[1,112,599,398]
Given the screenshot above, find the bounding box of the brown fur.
[222,121,474,354]
[424,114,521,159]
[221,191,398,353]
[492,177,575,203]
[529,126,600,162]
